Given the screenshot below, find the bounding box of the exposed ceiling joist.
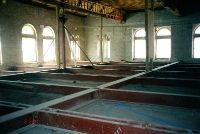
[15,0,125,21]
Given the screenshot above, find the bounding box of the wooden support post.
[56,6,61,69]
[57,6,67,68]
[62,18,66,68]
[100,16,103,63]
[145,0,154,72]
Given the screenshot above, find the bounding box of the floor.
[1,62,200,134]
[68,99,200,130]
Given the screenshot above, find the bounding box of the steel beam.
[37,73,122,82]
[0,61,178,123]
[130,77,200,89]
[98,89,200,109]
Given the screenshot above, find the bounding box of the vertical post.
[145,0,154,72]
[57,5,66,69]
[56,6,61,69]
[62,17,66,68]
[100,16,103,63]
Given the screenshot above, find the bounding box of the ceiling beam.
[15,0,125,21]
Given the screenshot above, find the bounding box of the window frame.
[155,27,171,60]
[192,24,200,59]
[42,26,56,63]
[132,28,146,59]
[21,24,38,63]
[0,28,2,64]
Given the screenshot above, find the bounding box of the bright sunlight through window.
[193,25,200,58]
[22,24,37,63]
[156,28,171,59]
[42,27,56,62]
[133,29,146,59]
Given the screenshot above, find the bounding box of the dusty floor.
[68,99,200,131]
[9,124,85,134]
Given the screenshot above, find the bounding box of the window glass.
[42,27,56,62]
[22,24,37,62]
[133,29,146,59]
[22,25,35,35]
[194,37,200,58]
[22,37,37,62]
[156,28,171,59]
[195,26,200,34]
[135,29,146,37]
[43,27,54,37]
[135,40,146,58]
[157,28,171,36]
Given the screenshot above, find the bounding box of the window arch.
[155,27,171,59]
[42,26,56,62]
[133,29,146,59]
[22,24,37,63]
[193,25,200,58]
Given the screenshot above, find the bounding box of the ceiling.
[14,0,200,17]
[90,0,160,11]
[160,0,200,16]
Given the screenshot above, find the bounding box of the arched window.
[193,25,200,58]
[133,29,146,59]
[22,24,37,62]
[70,35,80,60]
[42,26,56,62]
[156,27,171,59]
